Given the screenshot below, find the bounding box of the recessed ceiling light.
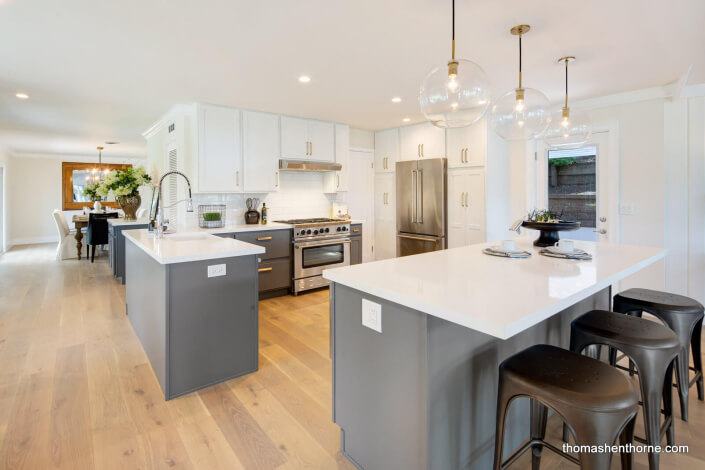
[403,118,411,122]
[392,97,402,103]
[298,75,311,83]
[15,92,29,100]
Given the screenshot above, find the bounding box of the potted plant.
[97,166,152,220]
[82,183,102,202]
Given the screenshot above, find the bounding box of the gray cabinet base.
[330,283,609,470]
[126,241,259,400]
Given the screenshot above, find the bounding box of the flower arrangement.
[82,182,101,200]
[97,166,152,198]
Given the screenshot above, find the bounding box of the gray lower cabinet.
[219,229,293,299]
[109,223,149,284]
[350,224,362,265]
[125,241,258,400]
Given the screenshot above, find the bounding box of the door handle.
[593,229,607,234]
[411,169,417,222]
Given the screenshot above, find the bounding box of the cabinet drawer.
[236,230,291,260]
[350,224,362,236]
[257,258,291,292]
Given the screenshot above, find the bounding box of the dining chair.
[52,209,76,260]
[86,212,118,262]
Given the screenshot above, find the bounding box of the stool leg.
[530,399,548,470]
[692,317,704,401]
[641,379,664,470]
[663,361,675,446]
[619,417,636,470]
[493,382,511,470]
[674,348,690,421]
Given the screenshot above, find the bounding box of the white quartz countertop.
[108,217,150,226]
[323,238,667,340]
[124,229,265,265]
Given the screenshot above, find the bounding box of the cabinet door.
[447,171,468,248]
[350,236,362,265]
[446,127,467,168]
[446,120,486,168]
[399,124,424,161]
[335,124,350,190]
[421,123,446,158]
[374,128,399,173]
[308,120,335,161]
[466,171,486,244]
[280,116,308,159]
[243,111,280,193]
[374,173,395,223]
[197,105,242,192]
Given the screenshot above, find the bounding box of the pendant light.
[543,57,592,148]
[490,25,551,140]
[91,146,105,183]
[418,0,491,128]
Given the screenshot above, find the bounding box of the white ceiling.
[1,0,704,159]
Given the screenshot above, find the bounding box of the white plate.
[489,245,525,255]
[546,246,583,255]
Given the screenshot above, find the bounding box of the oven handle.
[294,239,351,249]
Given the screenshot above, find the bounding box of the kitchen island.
[323,238,666,470]
[124,229,265,400]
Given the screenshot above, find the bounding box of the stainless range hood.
[279,159,342,172]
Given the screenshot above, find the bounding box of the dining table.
[72,212,121,260]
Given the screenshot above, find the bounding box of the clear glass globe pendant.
[419,0,491,128]
[490,25,551,141]
[543,56,592,148]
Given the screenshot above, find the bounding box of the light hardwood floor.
[0,244,704,470]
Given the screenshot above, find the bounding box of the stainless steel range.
[276,218,352,294]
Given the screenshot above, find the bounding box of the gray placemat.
[539,248,592,260]
[483,247,531,259]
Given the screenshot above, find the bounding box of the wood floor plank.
[199,382,288,470]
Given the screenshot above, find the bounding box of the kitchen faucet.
[155,170,194,239]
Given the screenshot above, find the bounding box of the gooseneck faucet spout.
[155,171,193,239]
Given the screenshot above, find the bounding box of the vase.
[117,194,141,221]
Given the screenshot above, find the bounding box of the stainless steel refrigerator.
[396,158,447,257]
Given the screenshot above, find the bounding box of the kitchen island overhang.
[124,229,265,400]
[324,239,666,470]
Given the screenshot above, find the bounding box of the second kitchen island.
[323,238,666,470]
[124,229,265,400]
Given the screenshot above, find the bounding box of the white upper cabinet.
[374,128,399,173]
[280,116,308,159]
[446,118,487,168]
[323,124,350,193]
[308,120,335,161]
[243,111,280,193]
[281,116,335,162]
[197,104,243,193]
[399,122,445,160]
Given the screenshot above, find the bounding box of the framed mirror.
[62,161,133,210]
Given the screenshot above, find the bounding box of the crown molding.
[9,150,146,162]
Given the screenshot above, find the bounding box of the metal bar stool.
[493,344,639,470]
[566,310,679,470]
[613,288,704,421]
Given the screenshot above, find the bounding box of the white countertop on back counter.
[323,238,667,340]
[123,229,265,265]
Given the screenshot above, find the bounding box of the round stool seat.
[615,288,704,314]
[501,344,638,412]
[573,310,680,351]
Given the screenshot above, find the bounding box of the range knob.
[336,227,341,232]
[342,226,348,231]
[324,228,330,233]
[307,229,312,234]
[313,230,319,235]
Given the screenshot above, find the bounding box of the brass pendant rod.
[564,59,569,109]
[518,34,522,89]
[451,0,455,60]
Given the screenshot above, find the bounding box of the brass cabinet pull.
[337,174,340,188]
[353,228,360,232]
[310,141,313,156]
[258,267,273,272]
[421,143,424,157]
[417,144,420,157]
[256,236,273,241]
[236,170,240,186]
[275,171,279,187]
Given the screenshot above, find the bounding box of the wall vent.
[168,123,175,133]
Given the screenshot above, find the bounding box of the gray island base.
[125,239,259,400]
[330,283,610,470]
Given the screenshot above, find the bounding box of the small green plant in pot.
[83,183,101,202]
[202,212,222,222]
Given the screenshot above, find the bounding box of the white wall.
[6,155,148,246]
[350,128,374,149]
[0,145,10,252]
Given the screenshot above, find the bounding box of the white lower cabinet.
[448,169,485,248]
[374,173,396,260]
[243,110,280,193]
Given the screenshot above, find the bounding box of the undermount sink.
[163,232,213,242]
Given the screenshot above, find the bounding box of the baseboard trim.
[10,236,59,246]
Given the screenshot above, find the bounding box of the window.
[547,146,596,228]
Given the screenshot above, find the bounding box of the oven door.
[294,238,351,279]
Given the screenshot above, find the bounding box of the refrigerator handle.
[417,169,423,224]
[411,169,417,223]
